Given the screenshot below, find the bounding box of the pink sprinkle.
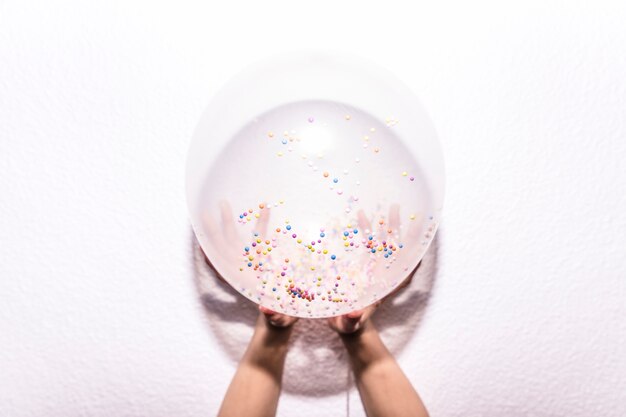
[308,117,314,123]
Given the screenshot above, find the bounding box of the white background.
[1,1,626,416]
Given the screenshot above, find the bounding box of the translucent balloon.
[186,52,445,318]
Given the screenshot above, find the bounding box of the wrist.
[340,322,391,371]
[339,318,374,344]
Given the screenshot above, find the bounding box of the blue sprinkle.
[286,225,292,230]
[343,231,349,236]
[239,214,244,219]
[247,262,252,267]
[258,262,263,266]
[353,229,358,234]
[330,254,337,260]
[320,232,325,238]
[384,254,389,258]
[333,178,339,183]
[281,139,288,144]
[399,244,404,248]
[244,246,250,252]
[371,249,376,253]
[368,236,373,240]
[272,287,277,292]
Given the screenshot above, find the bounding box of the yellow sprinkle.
[345,114,351,120]
[347,223,352,228]
[262,251,267,255]
[254,213,260,218]
[267,247,272,252]
[410,214,416,220]
[256,239,261,243]
[363,136,369,141]
[370,127,376,132]
[279,200,284,204]
[344,242,349,247]
[268,131,274,138]
[323,249,328,254]
[277,152,283,157]
[310,266,315,271]
[297,239,302,244]
[248,255,254,261]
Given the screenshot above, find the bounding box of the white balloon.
[186,52,445,318]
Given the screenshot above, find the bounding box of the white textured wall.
[1,1,625,416]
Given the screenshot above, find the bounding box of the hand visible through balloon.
[201,200,271,282]
[356,203,422,287]
[327,203,421,334]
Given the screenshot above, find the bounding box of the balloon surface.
[187,52,444,318]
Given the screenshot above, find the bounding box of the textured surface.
[1,1,626,416]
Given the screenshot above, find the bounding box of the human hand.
[327,203,420,335]
[326,302,380,335]
[259,305,299,329]
[200,200,270,282]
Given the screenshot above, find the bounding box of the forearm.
[217,316,292,417]
[342,322,429,417]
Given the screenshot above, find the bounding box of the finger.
[357,209,371,233]
[260,306,297,327]
[259,305,276,318]
[346,309,364,320]
[200,211,226,265]
[388,203,400,235]
[255,202,270,238]
[259,305,281,326]
[407,212,424,240]
[219,200,238,243]
[340,313,362,333]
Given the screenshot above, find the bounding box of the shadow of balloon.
[191,231,439,397]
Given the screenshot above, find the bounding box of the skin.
[217,294,428,417]
[209,202,428,416]
[329,305,429,417]
[216,307,297,417]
